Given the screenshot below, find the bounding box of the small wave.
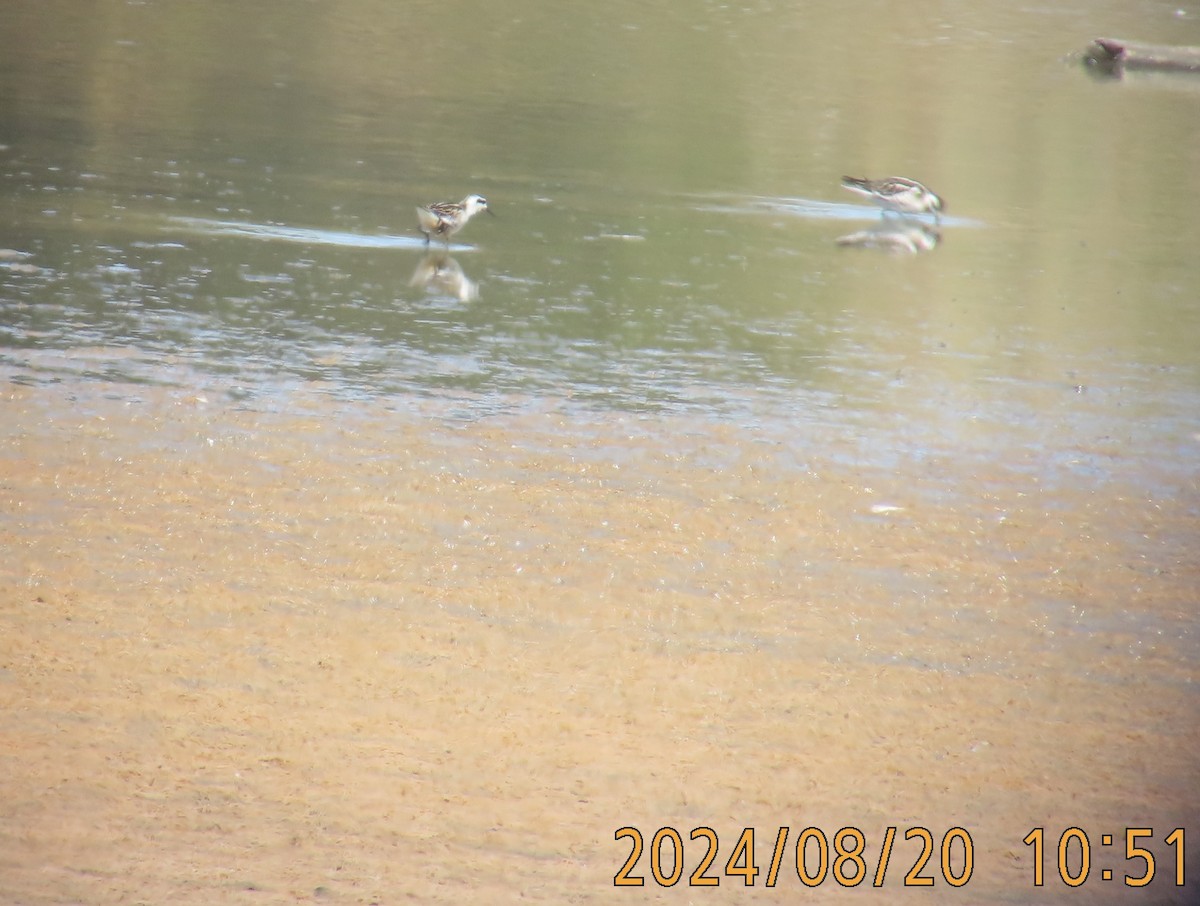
[165,216,446,250]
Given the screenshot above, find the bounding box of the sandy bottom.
[1,381,1196,904]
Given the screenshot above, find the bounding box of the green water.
[2,0,1199,484]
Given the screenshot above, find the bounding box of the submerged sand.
[0,381,1196,904]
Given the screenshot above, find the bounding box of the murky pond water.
[1,1,1197,903]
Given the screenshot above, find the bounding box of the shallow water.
[3,1,1199,448]
[1,1,1198,903]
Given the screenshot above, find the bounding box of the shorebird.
[416,194,492,245]
[841,176,944,221]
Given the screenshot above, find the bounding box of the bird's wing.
[416,205,445,233]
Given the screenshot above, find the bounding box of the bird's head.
[464,194,493,217]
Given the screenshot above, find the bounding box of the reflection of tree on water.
[409,251,479,301]
[835,221,940,256]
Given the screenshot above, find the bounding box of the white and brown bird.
[841,176,944,221]
[416,194,493,245]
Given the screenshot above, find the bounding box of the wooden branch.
[1084,37,1200,74]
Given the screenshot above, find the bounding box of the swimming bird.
[416,194,492,245]
[841,176,944,221]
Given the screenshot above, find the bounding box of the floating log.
[1083,37,1200,75]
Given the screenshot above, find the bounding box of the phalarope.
[416,194,493,245]
[841,176,944,221]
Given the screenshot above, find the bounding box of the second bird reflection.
[835,221,941,255]
[409,251,479,301]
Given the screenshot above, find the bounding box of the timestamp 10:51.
[1023,827,1185,887]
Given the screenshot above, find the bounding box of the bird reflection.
[409,251,478,301]
[835,221,940,256]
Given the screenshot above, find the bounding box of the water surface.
[1,2,1198,903]
[3,1,1197,471]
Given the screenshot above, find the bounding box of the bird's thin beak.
[485,207,496,217]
